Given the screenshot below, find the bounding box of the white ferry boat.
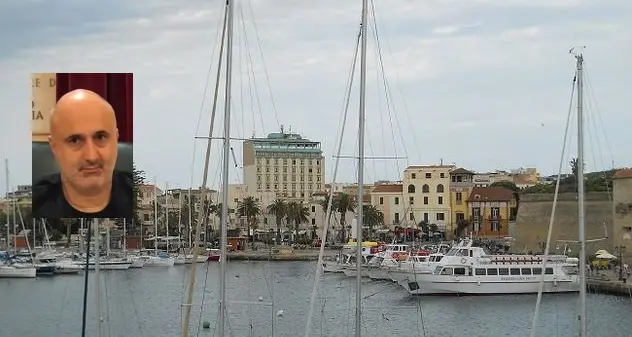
[387,252,445,283]
[399,238,579,295]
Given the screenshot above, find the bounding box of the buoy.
[258,296,263,301]
[202,321,211,329]
[276,310,284,317]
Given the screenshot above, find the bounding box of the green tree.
[335,193,356,243]
[267,199,287,245]
[286,201,310,244]
[132,163,146,234]
[237,196,261,245]
[362,204,384,239]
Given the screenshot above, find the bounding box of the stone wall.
[513,192,613,256]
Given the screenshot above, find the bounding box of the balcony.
[449,181,474,188]
[469,215,482,222]
[489,215,502,221]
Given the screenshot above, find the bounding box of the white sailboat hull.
[184,255,208,264]
[143,257,175,267]
[400,275,580,295]
[0,265,37,278]
[174,256,186,265]
[129,258,145,268]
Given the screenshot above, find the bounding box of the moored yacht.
[399,238,579,295]
[387,252,444,283]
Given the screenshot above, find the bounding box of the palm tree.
[336,193,356,243]
[267,199,287,245]
[286,201,310,244]
[319,195,338,242]
[237,196,261,245]
[362,204,384,239]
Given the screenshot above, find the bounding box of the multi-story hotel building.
[243,128,325,201]
[448,168,475,238]
[402,164,455,232]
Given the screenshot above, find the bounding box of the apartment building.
[402,165,455,232]
[371,183,405,228]
[466,187,515,238]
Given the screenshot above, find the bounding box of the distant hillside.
[522,169,615,194]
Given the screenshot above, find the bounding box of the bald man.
[32,89,133,219]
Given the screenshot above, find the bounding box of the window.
[440,173,445,178]
[422,184,430,193]
[487,268,498,275]
[411,173,416,179]
[425,173,431,178]
[436,212,445,221]
[423,213,429,222]
[409,213,414,221]
[491,222,500,231]
[454,267,466,275]
[311,206,316,212]
[456,192,462,202]
[436,184,444,193]
[311,218,316,225]
[407,184,415,193]
[473,222,481,231]
[409,197,414,205]
[423,196,428,204]
[438,196,443,205]
[379,197,384,205]
[395,197,399,205]
[545,268,554,275]
[510,268,520,275]
[532,268,542,275]
[475,268,486,275]
[440,267,453,275]
[394,213,400,223]
[498,268,509,275]
[521,268,532,275]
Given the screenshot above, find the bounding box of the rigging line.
[195,262,213,336]
[369,15,387,178]
[530,70,577,337]
[237,2,246,141]
[239,4,267,137]
[245,0,281,129]
[369,0,405,174]
[583,65,615,168]
[304,23,362,337]
[369,0,417,165]
[80,218,92,337]
[189,2,228,190]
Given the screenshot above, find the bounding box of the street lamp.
[614,245,626,282]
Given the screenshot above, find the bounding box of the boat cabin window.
[433,266,443,274]
[475,268,486,275]
[532,268,542,275]
[521,268,532,275]
[455,249,468,257]
[454,267,466,275]
[487,268,498,275]
[545,267,554,275]
[469,250,473,257]
[498,268,509,275]
[440,267,453,275]
[510,268,520,275]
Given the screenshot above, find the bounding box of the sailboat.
[140,179,175,267]
[530,47,595,337]
[0,159,36,278]
[181,0,232,336]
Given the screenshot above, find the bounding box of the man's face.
[49,96,118,195]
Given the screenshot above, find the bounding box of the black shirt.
[32,170,134,219]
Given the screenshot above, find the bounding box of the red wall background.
[56,73,133,143]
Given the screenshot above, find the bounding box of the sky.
[1,0,631,195]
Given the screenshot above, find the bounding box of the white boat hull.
[0,266,37,278]
[400,275,580,295]
[174,256,186,265]
[143,257,175,267]
[184,255,208,264]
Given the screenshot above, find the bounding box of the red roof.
[613,169,632,180]
[467,187,514,202]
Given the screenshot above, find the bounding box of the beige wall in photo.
[32,73,57,142]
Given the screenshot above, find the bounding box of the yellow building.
[402,165,455,233]
[371,183,404,228]
[448,168,475,238]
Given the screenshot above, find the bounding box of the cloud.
[1,0,631,195]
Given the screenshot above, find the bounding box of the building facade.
[612,169,632,258]
[402,165,455,232]
[371,183,405,228]
[243,128,325,201]
[448,168,475,238]
[466,187,515,238]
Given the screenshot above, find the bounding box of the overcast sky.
[1,0,631,195]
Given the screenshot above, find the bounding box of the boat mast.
[181,1,230,336]
[573,47,587,337]
[154,177,158,256]
[355,0,368,336]
[218,0,235,334]
[166,181,170,253]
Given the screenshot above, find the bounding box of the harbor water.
[0,261,630,337]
